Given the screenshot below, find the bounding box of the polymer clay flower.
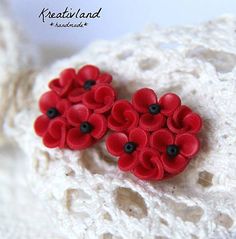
[42,118,67,148]
[167,105,202,134]
[49,68,77,97]
[132,88,181,131]
[49,65,112,101]
[133,147,164,180]
[68,65,112,103]
[106,128,148,171]
[108,100,139,132]
[34,91,70,137]
[150,129,200,174]
[66,104,107,150]
[82,84,116,113]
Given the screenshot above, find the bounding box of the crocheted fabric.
[0,143,66,239]
[0,9,36,144]
[0,6,64,239]
[4,16,236,239]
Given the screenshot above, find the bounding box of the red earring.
[34,64,116,149]
[105,88,202,181]
[34,67,202,181]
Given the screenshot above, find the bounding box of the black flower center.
[124,142,137,154]
[46,107,60,119]
[80,121,93,133]
[83,80,96,90]
[148,103,161,115]
[166,144,179,157]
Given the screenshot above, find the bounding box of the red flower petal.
[159,93,181,116]
[175,133,200,157]
[97,72,112,84]
[47,117,67,148]
[123,110,139,131]
[138,148,160,168]
[150,129,174,152]
[67,128,93,150]
[107,115,126,132]
[56,99,71,116]
[110,100,133,122]
[167,117,184,134]
[83,84,116,113]
[89,113,107,139]
[167,105,193,134]
[106,132,128,156]
[82,90,101,109]
[48,117,66,139]
[77,65,100,85]
[129,128,149,148]
[39,91,60,114]
[134,148,164,180]
[118,152,138,171]
[161,153,189,174]
[68,88,86,103]
[94,84,116,113]
[182,112,202,133]
[48,68,76,96]
[173,105,192,123]
[108,100,139,132]
[139,113,166,131]
[43,132,60,148]
[132,88,157,113]
[111,100,134,123]
[34,115,50,136]
[42,118,66,148]
[60,68,76,79]
[108,113,139,132]
[66,104,90,127]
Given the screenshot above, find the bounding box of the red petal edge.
[132,88,157,113]
[106,132,128,156]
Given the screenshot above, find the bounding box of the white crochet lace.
[0,8,64,239]
[4,15,236,239]
[0,9,36,144]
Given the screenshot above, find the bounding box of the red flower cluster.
[34,67,202,181]
[106,88,202,180]
[34,65,115,149]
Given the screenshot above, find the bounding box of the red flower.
[49,68,77,97]
[150,129,200,174]
[167,105,202,134]
[108,100,139,132]
[68,65,112,103]
[43,117,67,148]
[133,147,164,180]
[66,104,107,150]
[106,128,148,171]
[82,84,116,113]
[132,88,181,131]
[34,91,70,137]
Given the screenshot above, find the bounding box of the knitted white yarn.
[4,16,236,239]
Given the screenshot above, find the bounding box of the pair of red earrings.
[34,64,202,181]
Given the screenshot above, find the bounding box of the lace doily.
[4,15,236,239]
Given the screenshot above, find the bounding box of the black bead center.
[83,80,96,90]
[124,142,137,154]
[148,103,161,115]
[80,121,93,134]
[166,144,179,157]
[46,107,60,119]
